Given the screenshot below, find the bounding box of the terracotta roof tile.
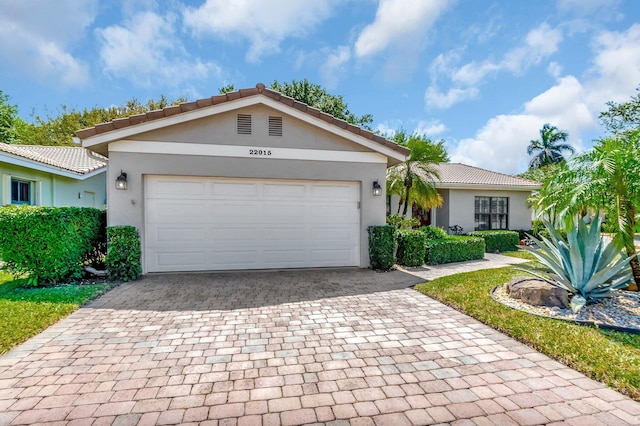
[429,163,540,188]
[76,83,409,156]
[0,142,107,175]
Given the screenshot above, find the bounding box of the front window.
[475,196,508,230]
[11,178,31,205]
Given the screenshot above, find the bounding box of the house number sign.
[248,148,273,156]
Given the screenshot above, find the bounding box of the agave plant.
[521,212,634,313]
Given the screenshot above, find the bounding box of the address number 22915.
[249,149,272,156]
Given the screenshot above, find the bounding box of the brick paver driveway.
[1,269,639,425]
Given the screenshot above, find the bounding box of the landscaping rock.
[504,277,569,308]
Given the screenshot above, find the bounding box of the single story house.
[78,83,409,273]
[0,142,107,208]
[389,163,540,233]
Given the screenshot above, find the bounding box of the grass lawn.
[0,272,113,355]
[414,265,640,401]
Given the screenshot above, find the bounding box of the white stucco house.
[389,163,540,233]
[77,83,409,273]
[0,142,107,208]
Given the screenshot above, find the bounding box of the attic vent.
[268,116,283,137]
[237,114,252,135]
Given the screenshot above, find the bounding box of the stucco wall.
[107,152,387,271]
[447,189,533,232]
[0,162,106,208]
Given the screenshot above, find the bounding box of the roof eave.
[435,182,541,191]
[0,152,107,180]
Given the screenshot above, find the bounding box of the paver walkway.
[1,266,639,425]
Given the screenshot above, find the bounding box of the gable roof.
[77,83,409,162]
[431,163,540,190]
[0,142,107,178]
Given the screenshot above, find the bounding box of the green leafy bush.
[396,230,426,267]
[368,225,397,270]
[106,226,142,282]
[386,214,419,229]
[0,206,105,286]
[420,225,448,240]
[425,236,485,265]
[467,230,519,253]
[522,212,633,313]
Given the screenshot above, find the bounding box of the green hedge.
[419,225,448,240]
[0,206,106,286]
[368,225,396,271]
[425,236,485,265]
[106,226,142,282]
[466,230,519,253]
[396,230,426,267]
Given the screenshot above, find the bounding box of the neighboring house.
[389,163,540,233]
[78,83,408,273]
[0,142,107,208]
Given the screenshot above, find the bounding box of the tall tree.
[533,131,640,291]
[0,90,19,144]
[386,131,446,216]
[15,96,186,146]
[599,86,640,135]
[270,79,373,130]
[527,123,574,169]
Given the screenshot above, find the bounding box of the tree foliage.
[386,131,446,216]
[532,130,640,290]
[14,95,186,146]
[599,86,640,135]
[0,90,20,144]
[517,163,561,184]
[270,79,373,130]
[527,123,574,169]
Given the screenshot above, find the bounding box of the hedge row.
[368,225,486,269]
[106,226,142,282]
[0,205,106,285]
[466,230,519,253]
[425,236,485,265]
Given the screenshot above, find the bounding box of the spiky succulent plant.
[521,212,634,313]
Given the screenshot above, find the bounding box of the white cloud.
[449,22,640,175]
[415,120,447,136]
[96,11,221,88]
[183,0,334,63]
[425,86,478,109]
[0,0,96,88]
[428,23,563,109]
[320,46,351,89]
[354,0,451,58]
[547,61,563,78]
[376,123,397,138]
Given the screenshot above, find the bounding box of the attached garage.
[78,83,408,273]
[145,176,360,272]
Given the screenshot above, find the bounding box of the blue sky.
[1,0,639,175]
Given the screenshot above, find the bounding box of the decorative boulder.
[505,277,569,309]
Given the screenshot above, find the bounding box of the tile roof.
[76,83,410,156]
[432,163,540,188]
[0,142,107,175]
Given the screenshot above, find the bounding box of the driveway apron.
[1,268,639,425]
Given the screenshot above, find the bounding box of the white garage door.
[144,176,360,272]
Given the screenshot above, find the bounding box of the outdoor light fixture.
[372,180,382,196]
[115,171,128,190]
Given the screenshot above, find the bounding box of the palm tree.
[387,135,443,216]
[527,124,574,169]
[533,131,640,291]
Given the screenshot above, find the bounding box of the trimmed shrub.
[425,236,485,265]
[0,205,106,286]
[466,230,519,253]
[368,225,397,271]
[420,225,448,240]
[396,230,426,267]
[106,226,142,282]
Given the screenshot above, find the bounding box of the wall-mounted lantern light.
[372,180,382,196]
[115,171,128,190]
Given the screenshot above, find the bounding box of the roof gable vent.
[268,116,283,137]
[237,114,252,135]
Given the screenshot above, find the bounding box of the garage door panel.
[145,176,360,272]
